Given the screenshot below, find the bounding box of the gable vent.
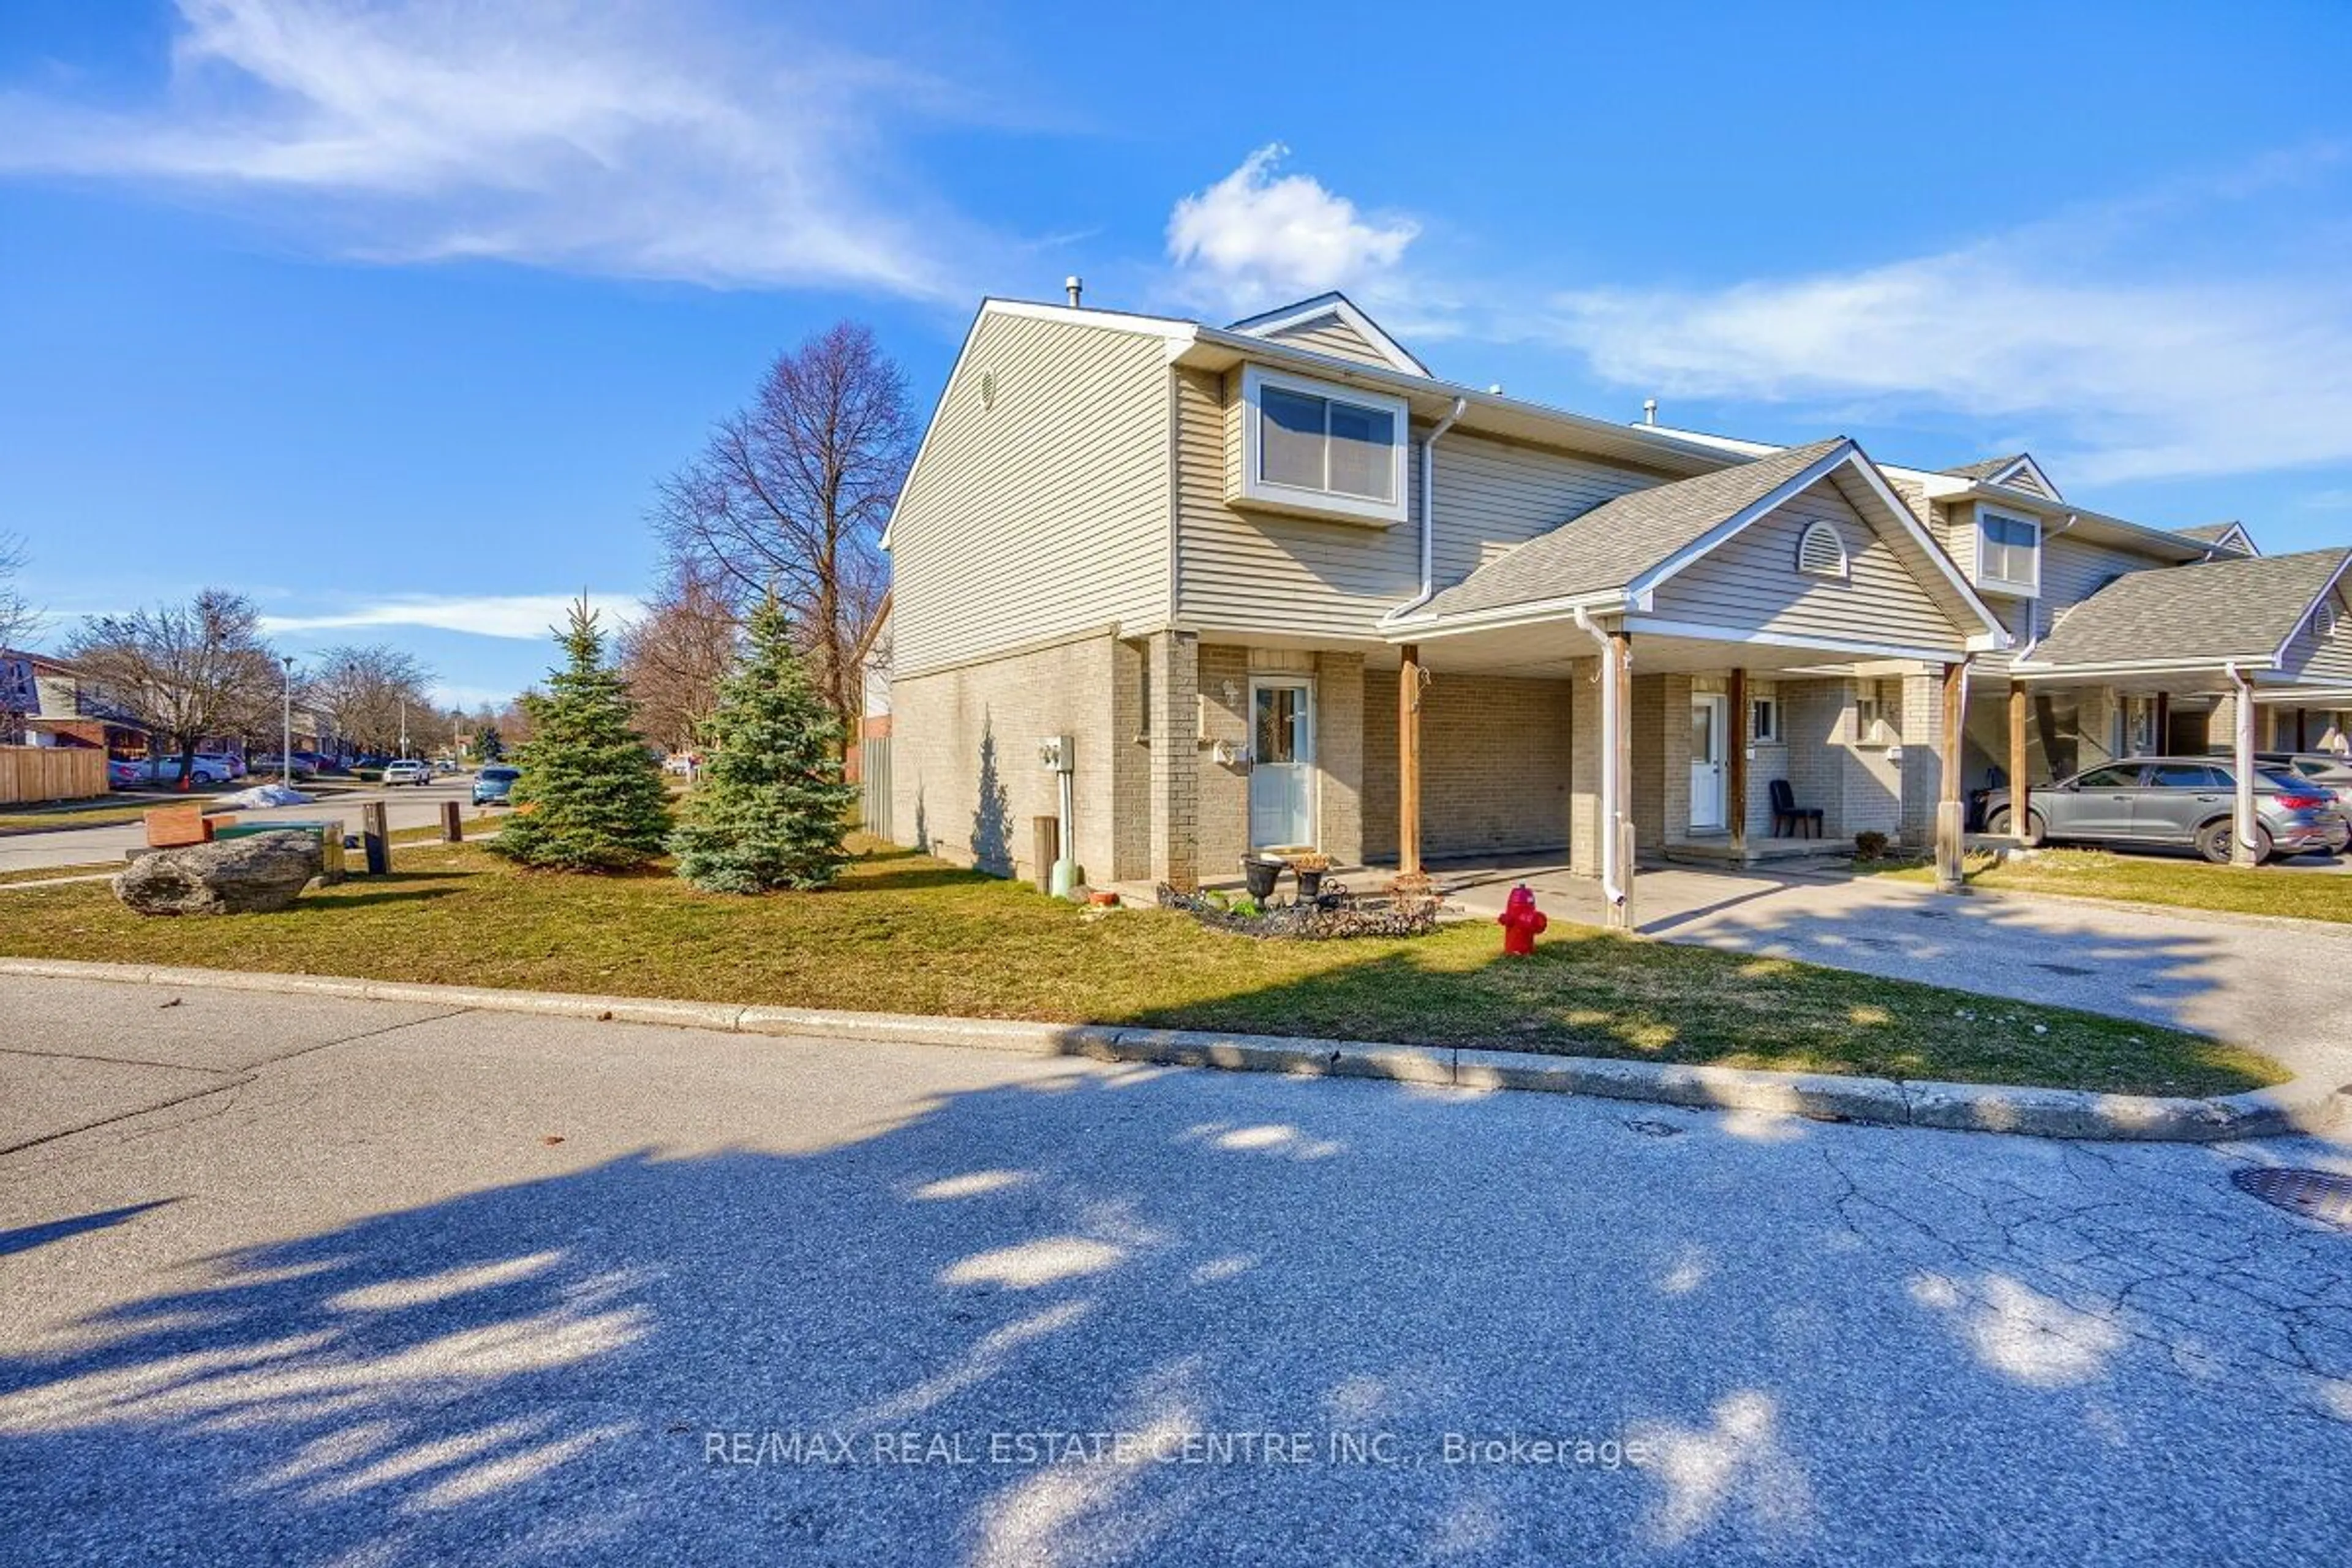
[1796,521,1849,579]
[2317,600,2339,639]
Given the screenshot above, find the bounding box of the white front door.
[1689,693,1728,832]
[1248,678,1316,848]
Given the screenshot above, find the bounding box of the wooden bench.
[143,803,233,849]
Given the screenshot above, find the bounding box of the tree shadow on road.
[1,1066,2343,1564]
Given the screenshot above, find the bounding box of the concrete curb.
[2,957,2343,1144]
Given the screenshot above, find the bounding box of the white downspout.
[2228,662,2258,864]
[1573,605,1627,911]
[1390,396,1469,620]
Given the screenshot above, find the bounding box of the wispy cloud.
[0,0,998,295]
[1166,144,1420,319]
[1528,151,2352,484]
[263,592,644,639]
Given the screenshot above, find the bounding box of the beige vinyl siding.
[2040,533,2171,614]
[2283,587,2352,681]
[1428,432,1666,588]
[1176,368,1421,638]
[1259,313,1397,369]
[1650,479,1967,653]
[1997,467,2055,500]
[889,312,1169,675]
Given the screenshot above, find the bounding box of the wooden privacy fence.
[1,745,108,804]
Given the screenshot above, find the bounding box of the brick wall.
[1363,669,1575,861]
[891,632,1140,884]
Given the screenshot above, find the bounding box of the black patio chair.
[1768,779,1823,839]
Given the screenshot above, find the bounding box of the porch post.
[2297,707,2310,752]
[1398,643,1422,878]
[1609,630,1636,930]
[1727,667,1749,861]
[2154,690,2170,752]
[2232,671,2258,867]
[2007,682,2030,845]
[1938,661,1967,892]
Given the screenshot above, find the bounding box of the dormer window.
[1796,521,1849,579]
[1977,508,2041,594]
[1235,364,1410,526]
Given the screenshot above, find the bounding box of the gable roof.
[1397,438,2004,646]
[1224,292,1431,377]
[1943,452,2062,500]
[2177,521,2260,556]
[2023,547,2351,672]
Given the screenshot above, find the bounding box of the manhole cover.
[2231,1167,2352,1230]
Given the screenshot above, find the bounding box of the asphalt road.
[1,976,2346,1566]
[0,775,480,873]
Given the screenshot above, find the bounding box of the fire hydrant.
[1498,883,1548,956]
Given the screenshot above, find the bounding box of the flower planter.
[1295,868,1324,900]
[1240,856,1284,901]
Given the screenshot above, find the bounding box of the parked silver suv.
[1983,756,2347,864]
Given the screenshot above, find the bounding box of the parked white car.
[382,760,432,786]
[136,754,238,786]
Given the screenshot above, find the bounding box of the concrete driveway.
[1441,861,2352,1091]
[0,777,480,874]
[2,976,2347,1565]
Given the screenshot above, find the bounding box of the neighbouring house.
[878,288,2352,899]
[1,649,153,755]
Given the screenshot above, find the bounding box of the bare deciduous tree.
[306,644,438,756]
[654,321,911,729]
[0,532,34,654]
[618,564,741,754]
[66,589,278,783]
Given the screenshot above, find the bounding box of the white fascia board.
[2271,553,2352,665]
[1381,590,1630,641]
[1618,616,1969,666]
[2011,654,2283,679]
[1224,292,1431,377]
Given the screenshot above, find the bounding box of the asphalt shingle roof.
[1942,454,2028,481]
[2028,547,2349,669]
[1414,438,1850,620]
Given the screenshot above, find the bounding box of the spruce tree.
[492,598,672,872]
[672,596,857,893]
[472,725,505,763]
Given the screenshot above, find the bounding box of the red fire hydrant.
[1498,883,1548,956]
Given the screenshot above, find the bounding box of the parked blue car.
[472,765,521,805]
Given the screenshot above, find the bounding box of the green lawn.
[1880,848,2352,924]
[0,837,2274,1096]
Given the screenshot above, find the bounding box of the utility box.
[1038,734,1074,773]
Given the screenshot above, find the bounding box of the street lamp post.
[281,655,295,787]
[399,699,409,759]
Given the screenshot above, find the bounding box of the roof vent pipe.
[1065,276,1084,307]
[1643,398,1658,426]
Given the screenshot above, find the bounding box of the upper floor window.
[1235,365,1410,526]
[1978,508,2041,593]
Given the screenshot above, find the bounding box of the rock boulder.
[113,831,325,916]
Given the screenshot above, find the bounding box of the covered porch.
[1378,435,2009,925]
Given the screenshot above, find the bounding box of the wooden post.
[1727,667,1749,861]
[2154,690,2171,753]
[1398,644,1423,878]
[1610,631,1635,930]
[2297,707,2310,752]
[440,801,463,843]
[2007,682,2030,845]
[1938,662,1967,892]
[361,802,390,876]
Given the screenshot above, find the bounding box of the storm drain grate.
[2231,1167,2352,1231]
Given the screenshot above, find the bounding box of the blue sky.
[4,0,2351,707]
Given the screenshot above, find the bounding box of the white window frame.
[1975,506,2042,595]
[1751,696,1779,744]
[1795,520,1849,580]
[1235,364,1411,527]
